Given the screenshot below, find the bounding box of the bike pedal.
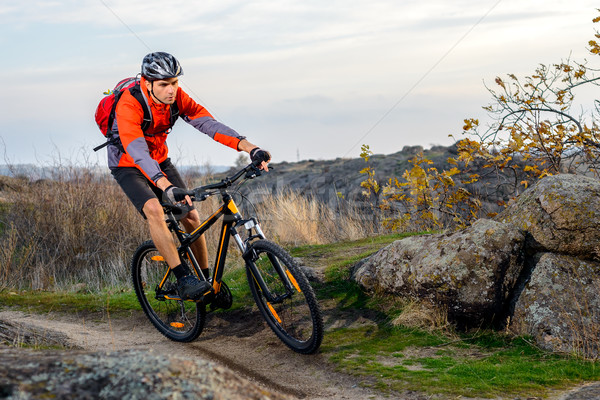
[163,295,183,301]
[192,288,215,304]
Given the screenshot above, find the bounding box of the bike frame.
[157,184,296,304]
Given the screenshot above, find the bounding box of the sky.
[0,0,598,168]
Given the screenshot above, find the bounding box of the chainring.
[210,281,233,311]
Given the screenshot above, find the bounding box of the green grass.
[218,262,254,311]
[323,326,600,397]
[289,233,600,398]
[292,232,425,316]
[0,289,141,315]
[290,232,423,269]
[1,232,599,399]
[0,264,260,318]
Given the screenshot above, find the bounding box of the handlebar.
[189,160,265,201]
[160,161,266,217]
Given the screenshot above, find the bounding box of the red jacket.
[109,77,244,184]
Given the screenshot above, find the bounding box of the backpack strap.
[129,84,180,134]
[128,84,153,132]
[169,100,180,128]
[93,135,123,152]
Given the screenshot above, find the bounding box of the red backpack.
[93,77,179,152]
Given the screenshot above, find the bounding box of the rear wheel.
[131,241,205,342]
[245,240,323,354]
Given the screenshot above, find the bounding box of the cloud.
[2,0,599,166]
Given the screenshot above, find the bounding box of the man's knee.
[180,209,201,231]
[182,208,201,224]
[143,198,164,222]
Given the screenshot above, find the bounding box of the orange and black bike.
[130,161,323,354]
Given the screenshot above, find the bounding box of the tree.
[381,151,482,231]
[461,12,600,189]
[359,144,382,230]
[234,153,250,168]
[359,12,600,233]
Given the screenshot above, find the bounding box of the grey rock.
[560,382,600,400]
[510,253,600,358]
[353,174,600,359]
[294,258,322,282]
[0,346,290,400]
[353,219,526,326]
[497,174,600,259]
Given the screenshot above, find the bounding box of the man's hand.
[238,139,271,171]
[250,147,271,171]
[162,185,192,206]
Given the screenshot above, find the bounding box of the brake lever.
[245,168,261,179]
[192,189,211,202]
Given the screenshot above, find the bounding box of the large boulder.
[353,173,600,358]
[0,347,290,400]
[510,253,600,358]
[353,219,526,326]
[496,174,600,259]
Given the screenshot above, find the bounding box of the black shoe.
[177,275,212,300]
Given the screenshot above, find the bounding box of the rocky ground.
[0,308,599,400]
[0,308,395,400]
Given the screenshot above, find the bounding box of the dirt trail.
[0,309,395,400]
[1,308,599,400]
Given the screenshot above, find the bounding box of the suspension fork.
[244,252,297,303]
[224,197,296,302]
[230,217,265,254]
[239,232,297,303]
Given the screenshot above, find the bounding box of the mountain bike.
[130,161,323,354]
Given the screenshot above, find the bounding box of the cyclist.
[109,52,271,300]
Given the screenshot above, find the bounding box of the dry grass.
[0,165,377,290]
[0,166,148,290]
[250,190,379,246]
[391,300,450,333]
[0,223,36,289]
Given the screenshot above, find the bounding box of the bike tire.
[245,240,323,354]
[131,240,205,342]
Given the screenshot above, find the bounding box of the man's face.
[146,77,179,104]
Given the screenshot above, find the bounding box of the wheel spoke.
[132,241,205,342]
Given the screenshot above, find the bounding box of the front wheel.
[245,240,323,354]
[131,240,205,342]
